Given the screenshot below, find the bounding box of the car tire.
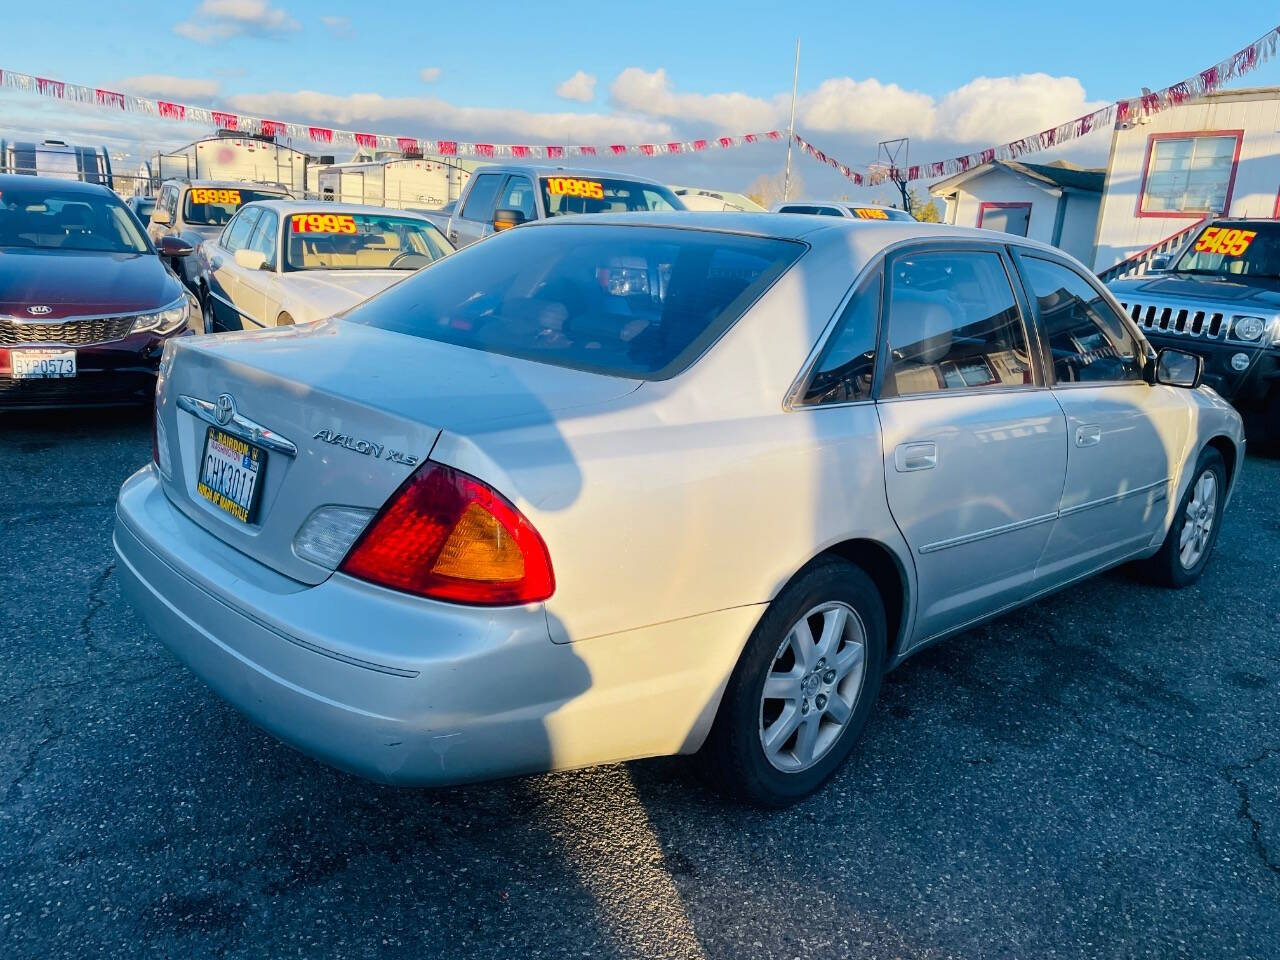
[276,312,295,326]
[1142,446,1226,588]
[701,557,886,807]
[200,289,216,334]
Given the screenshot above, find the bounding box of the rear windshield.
[0,184,150,253]
[1171,221,1280,279]
[284,212,451,271]
[183,187,284,225]
[539,177,684,218]
[344,224,803,379]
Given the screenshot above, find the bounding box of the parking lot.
[0,410,1277,960]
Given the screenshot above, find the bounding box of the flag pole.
[782,37,800,202]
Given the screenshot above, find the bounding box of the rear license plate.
[196,427,265,524]
[11,349,76,379]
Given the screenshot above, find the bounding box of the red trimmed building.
[1091,86,1280,273]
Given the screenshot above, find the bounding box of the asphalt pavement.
[2,409,1278,960]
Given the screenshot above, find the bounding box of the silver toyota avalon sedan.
[114,213,1244,806]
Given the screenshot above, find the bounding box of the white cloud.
[224,89,672,143]
[120,74,220,100]
[419,67,442,84]
[610,67,779,132]
[611,67,1104,148]
[320,15,352,37]
[174,0,300,43]
[555,70,596,103]
[935,74,1105,144]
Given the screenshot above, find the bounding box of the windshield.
[183,187,284,225]
[344,223,803,379]
[539,176,684,218]
[1171,222,1280,279]
[284,212,451,271]
[0,184,150,253]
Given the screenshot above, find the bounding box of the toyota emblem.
[26,305,52,316]
[214,393,236,426]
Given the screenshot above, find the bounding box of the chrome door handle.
[1075,424,1102,447]
[895,441,937,472]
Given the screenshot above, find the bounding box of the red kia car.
[0,174,199,408]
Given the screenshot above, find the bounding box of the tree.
[908,187,941,223]
[746,169,805,209]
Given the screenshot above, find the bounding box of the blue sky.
[3,0,1279,200]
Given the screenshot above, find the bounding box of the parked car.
[773,200,915,221]
[196,201,452,331]
[126,195,156,225]
[421,164,684,248]
[115,214,1242,806]
[149,179,292,292]
[1108,218,1280,442]
[0,175,197,408]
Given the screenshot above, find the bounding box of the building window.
[1139,131,1242,216]
[977,202,1032,236]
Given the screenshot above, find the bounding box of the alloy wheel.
[1178,469,1218,570]
[759,601,867,773]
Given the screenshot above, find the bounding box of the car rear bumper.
[0,330,191,409]
[113,466,754,786]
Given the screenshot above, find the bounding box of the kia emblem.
[26,305,52,316]
[214,393,236,426]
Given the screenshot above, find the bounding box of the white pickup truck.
[421,164,685,248]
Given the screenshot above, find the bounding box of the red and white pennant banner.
[796,23,1280,185]
[0,67,781,159]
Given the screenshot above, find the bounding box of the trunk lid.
[157,318,638,584]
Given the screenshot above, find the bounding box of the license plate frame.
[196,427,266,525]
[10,349,77,379]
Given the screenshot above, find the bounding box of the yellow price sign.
[1193,226,1257,257]
[189,188,242,205]
[852,207,890,220]
[290,213,358,235]
[545,177,605,200]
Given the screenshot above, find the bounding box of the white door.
[877,245,1067,643]
[206,207,262,331]
[234,209,282,327]
[1013,253,1191,584]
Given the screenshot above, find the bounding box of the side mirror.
[158,235,194,258]
[1148,255,1171,272]
[492,208,527,232]
[233,248,268,271]
[1155,348,1203,389]
[150,209,172,226]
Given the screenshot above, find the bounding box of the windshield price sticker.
[190,188,242,205]
[291,213,358,234]
[1194,227,1257,257]
[852,208,890,220]
[545,177,605,200]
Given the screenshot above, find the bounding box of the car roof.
[525,210,1046,247]
[163,179,291,192]
[467,164,671,187]
[241,199,433,219]
[772,200,903,211]
[0,173,113,196]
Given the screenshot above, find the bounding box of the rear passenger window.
[882,250,1033,397]
[800,274,880,406]
[1019,256,1144,384]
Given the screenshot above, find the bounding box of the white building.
[1092,86,1280,273]
[930,160,1104,265]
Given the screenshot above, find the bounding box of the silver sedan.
[114,213,1243,806]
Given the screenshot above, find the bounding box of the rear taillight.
[339,461,554,606]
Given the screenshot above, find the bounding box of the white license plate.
[11,349,76,379]
[196,427,266,524]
